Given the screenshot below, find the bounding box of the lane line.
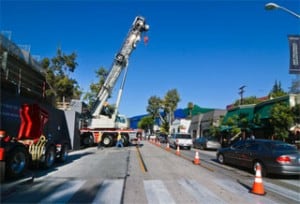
[136,145,148,173]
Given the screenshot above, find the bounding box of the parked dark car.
[216,139,300,177]
[157,133,168,143]
[193,136,221,150]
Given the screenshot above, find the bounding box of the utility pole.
[239,85,246,105]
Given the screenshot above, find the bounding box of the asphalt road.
[1,140,299,204]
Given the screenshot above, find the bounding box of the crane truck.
[79,16,149,147]
[0,34,71,182]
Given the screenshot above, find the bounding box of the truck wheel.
[81,133,94,147]
[42,146,56,169]
[58,144,69,163]
[102,135,113,147]
[6,146,28,179]
[121,134,129,147]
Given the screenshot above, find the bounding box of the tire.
[58,144,69,163]
[81,133,94,147]
[42,146,56,169]
[121,134,129,147]
[253,161,267,177]
[217,153,225,164]
[102,135,113,147]
[6,146,28,179]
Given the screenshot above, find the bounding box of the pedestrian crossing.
[3,177,299,204]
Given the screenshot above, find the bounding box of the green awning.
[223,105,255,123]
[254,95,289,119]
[184,104,214,116]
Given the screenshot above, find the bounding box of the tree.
[83,67,108,109]
[233,96,261,106]
[187,102,194,118]
[138,116,154,134]
[291,104,300,124]
[162,89,180,132]
[41,48,81,105]
[146,89,180,134]
[269,80,287,98]
[222,114,244,139]
[147,96,163,121]
[269,102,293,141]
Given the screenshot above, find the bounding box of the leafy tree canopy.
[41,48,81,104]
[269,80,287,98]
[270,102,293,140]
[83,66,108,109]
[138,116,154,133]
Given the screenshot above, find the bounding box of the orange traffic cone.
[250,164,266,195]
[193,151,200,165]
[176,145,180,156]
[166,143,170,151]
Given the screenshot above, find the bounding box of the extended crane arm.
[91,16,149,117]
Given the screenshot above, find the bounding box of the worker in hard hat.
[115,132,124,148]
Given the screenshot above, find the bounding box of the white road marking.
[178,178,226,203]
[144,180,176,204]
[92,179,124,204]
[38,179,85,204]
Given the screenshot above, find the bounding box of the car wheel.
[217,153,225,164]
[253,161,267,177]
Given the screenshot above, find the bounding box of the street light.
[265,2,300,19]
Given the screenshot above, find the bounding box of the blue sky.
[1,0,300,117]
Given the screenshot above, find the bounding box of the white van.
[168,133,193,150]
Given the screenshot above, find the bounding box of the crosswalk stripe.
[92,179,124,204]
[38,179,86,204]
[178,178,226,203]
[9,177,290,203]
[144,180,176,204]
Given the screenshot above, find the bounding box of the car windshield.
[177,134,191,139]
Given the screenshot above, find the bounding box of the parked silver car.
[193,136,221,150]
[168,133,193,150]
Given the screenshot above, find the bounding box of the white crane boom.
[88,16,149,129]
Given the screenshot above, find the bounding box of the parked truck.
[78,16,149,147]
[0,34,71,181]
